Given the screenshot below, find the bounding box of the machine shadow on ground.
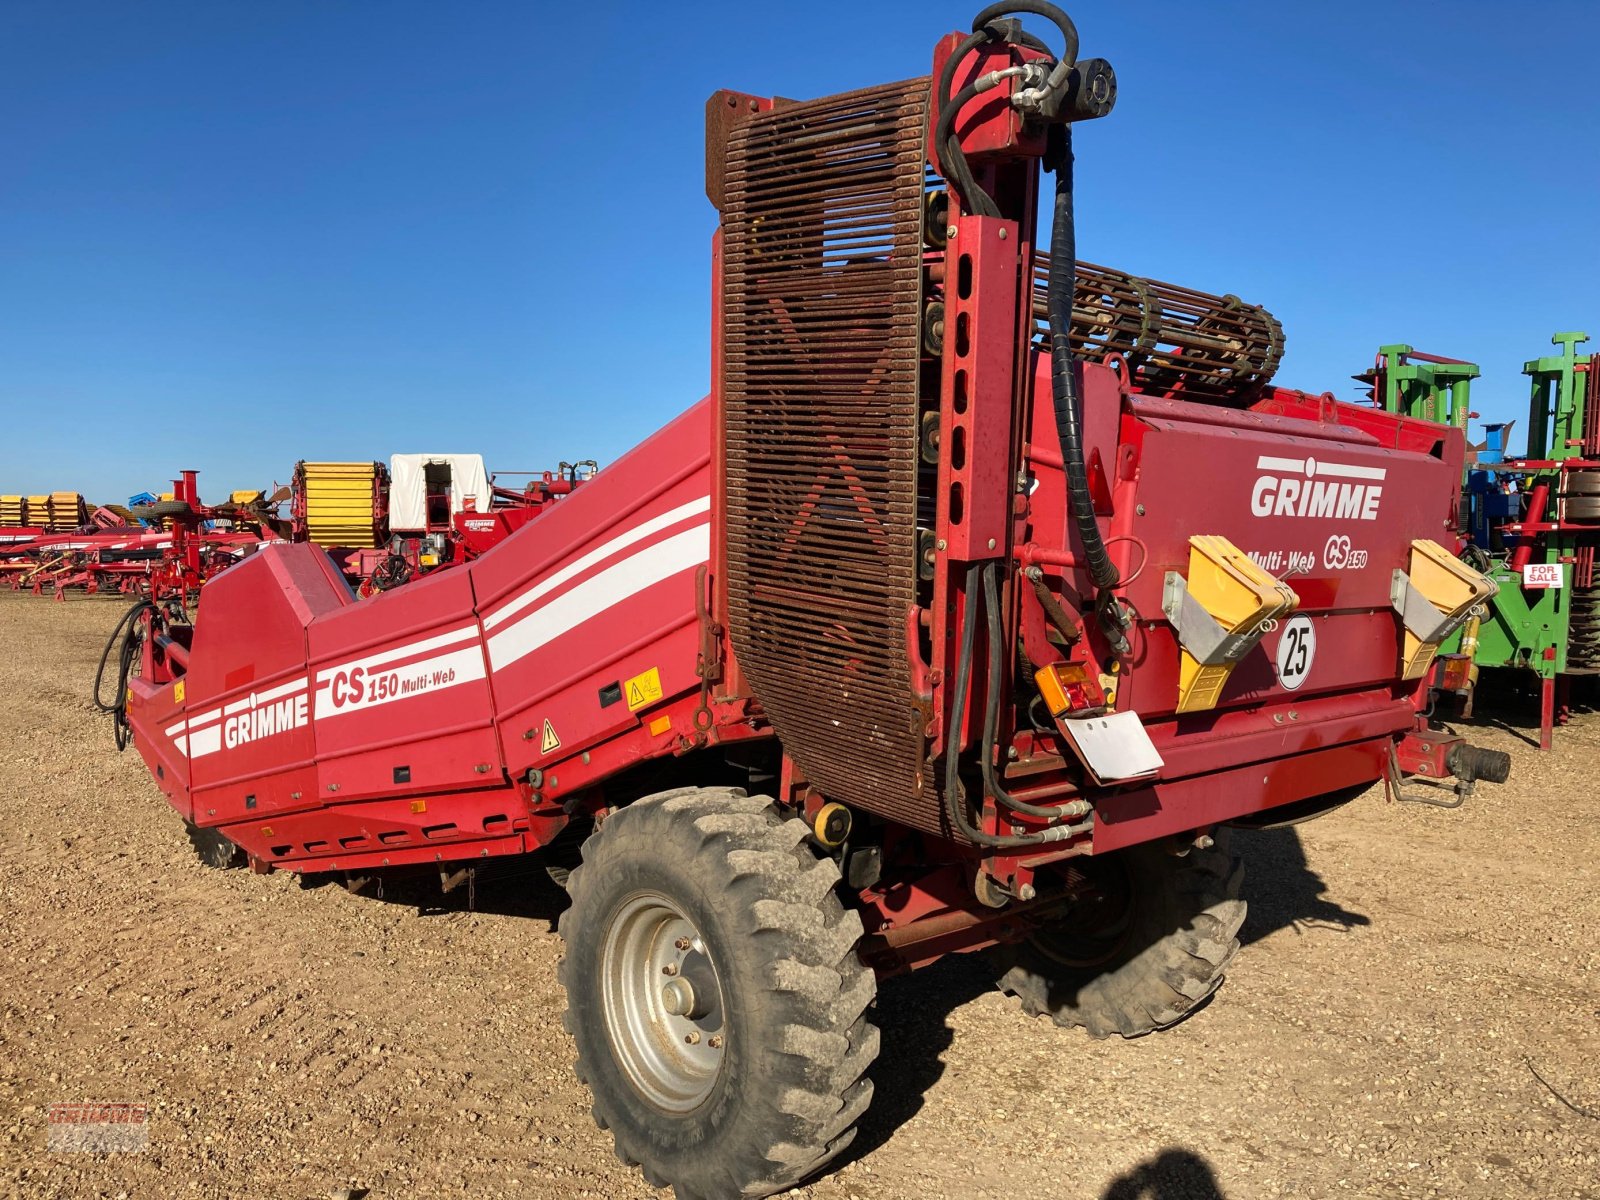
[348,820,1333,1192]
[329,820,1365,1175]
[841,822,1366,1169]
[1233,824,1370,945]
[312,858,573,930]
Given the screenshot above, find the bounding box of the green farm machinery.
[1364,335,1599,747]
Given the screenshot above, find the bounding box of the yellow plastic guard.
[298,461,383,548]
[27,495,49,525]
[1398,539,1496,681]
[229,489,265,506]
[0,496,23,525]
[1176,535,1300,713]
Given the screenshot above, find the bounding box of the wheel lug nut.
[684,1032,701,1045]
[662,963,678,976]
[708,1035,724,1049]
[674,937,691,951]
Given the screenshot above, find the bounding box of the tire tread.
[992,839,1246,1039]
[559,787,878,1198]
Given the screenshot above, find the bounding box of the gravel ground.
[1,592,1596,1200]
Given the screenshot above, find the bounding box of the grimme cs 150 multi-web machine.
[108,6,1509,1196]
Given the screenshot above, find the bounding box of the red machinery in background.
[355,460,597,595]
[114,7,1510,1197]
[4,472,275,602]
[452,462,598,554]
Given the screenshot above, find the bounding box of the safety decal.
[540,718,562,754]
[624,667,664,711]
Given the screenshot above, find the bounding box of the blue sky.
[3,1,1596,503]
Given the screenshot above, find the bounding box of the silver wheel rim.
[600,891,727,1112]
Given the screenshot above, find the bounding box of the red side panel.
[307,568,499,804]
[1092,737,1391,853]
[129,680,191,817]
[472,401,714,782]
[185,544,351,827]
[125,400,720,873]
[1110,397,1459,717]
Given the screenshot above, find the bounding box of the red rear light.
[1437,655,1471,692]
[1035,662,1107,716]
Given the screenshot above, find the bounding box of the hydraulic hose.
[970,1,1079,74]
[945,564,1091,849]
[1044,142,1101,582]
[1045,134,1126,657]
[938,3,1127,653]
[980,563,1091,822]
[934,29,1002,217]
[93,599,152,752]
[934,4,1068,218]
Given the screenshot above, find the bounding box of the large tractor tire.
[129,499,195,523]
[558,787,878,1200]
[185,822,245,870]
[986,835,1245,1039]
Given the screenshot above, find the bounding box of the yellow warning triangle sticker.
[540,718,561,755]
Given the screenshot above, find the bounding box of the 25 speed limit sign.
[1275,614,1316,691]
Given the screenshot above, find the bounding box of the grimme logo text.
[1250,455,1386,521]
[224,693,308,747]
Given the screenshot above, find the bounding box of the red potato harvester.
[110,6,1510,1196]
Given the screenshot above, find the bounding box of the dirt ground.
[1,592,1596,1200]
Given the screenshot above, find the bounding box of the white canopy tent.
[388,453,492,532]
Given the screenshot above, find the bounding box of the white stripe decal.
[482,497,710,632]
[1256,456,1303,473]
[189,725,223,758]
[1314,461,1387,481]
[256,676,309,703]
[163,507,709,754]
[314,623,480,685]
[1254,455,1387,482]
[488,524,710,672]
[188,706,223,731]
[223,676,308,716]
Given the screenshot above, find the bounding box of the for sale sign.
[1521,563,1564,589]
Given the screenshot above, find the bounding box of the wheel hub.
[1028,863,1137,969]
[601,892,727,1112]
